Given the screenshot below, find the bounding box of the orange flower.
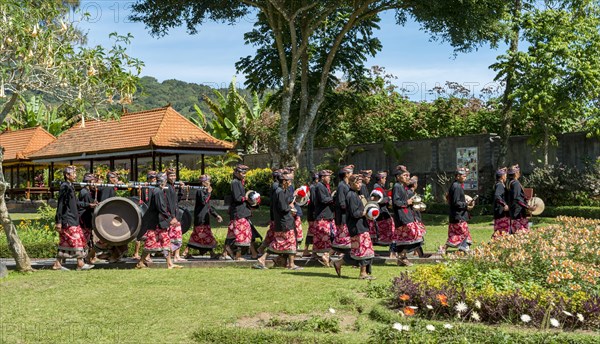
[403,307,415,316]
[437,294,448,306]
[400,294,410,301]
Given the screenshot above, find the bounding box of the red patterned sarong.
[350,232,375,260]
[81,227,92,245]
[492,217,511,238]
[188,224,217,249]
[332,224,351,250]
[368,220,376,239]
[446,221,472,247]
[294,215,303,242]
[313,219,333,253]
[169,224,183,251]
[227,218,252,247]
[269,230,297,254]
[375,217,395,245]
[511,218,530,234]
[394,222,424,244]
[144,227,170,253]
[57,225,87,259]
[415,221,427,237]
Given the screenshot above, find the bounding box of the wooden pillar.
[109,158,115,171]
[201,154,205,175]
[10,167,13,187]
[129,157,134,181]
[89,159,94,173]
[49,162,54,189]
[158,156,162,172]
[175,154,180,180]
[16,165,20,187]
[152,152,156,171]
[134,157,138,180]
[69,160,73,165]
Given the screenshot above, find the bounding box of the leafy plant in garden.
[523,163,600,206]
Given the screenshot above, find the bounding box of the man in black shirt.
[332,174,375,280]
[225,164,257,260]
[492,167,510,238]
[53,166,93,271]
[441,167,474,254]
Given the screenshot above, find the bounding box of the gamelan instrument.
[245,190,261,207]
[93,197,142,245]
[465,194,479,211]
[129,196,149,215]
[178,207,193,234]
[365,201,381,221]
[527,197,545,216]
[410,194,427,212]
[294,185,310,206]
[64,181,207,191]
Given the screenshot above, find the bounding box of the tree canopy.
[131,0,510,166]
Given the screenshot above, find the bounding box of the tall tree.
[0,0,142,271]
[492,0,600,165]
[131,0,508,166]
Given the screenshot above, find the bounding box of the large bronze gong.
[93,197,142,245]
[178,207,192,235]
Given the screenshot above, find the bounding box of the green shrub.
[192,326,354,344]
[523,163,600,207]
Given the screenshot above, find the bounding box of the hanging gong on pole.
[93,197,142,245]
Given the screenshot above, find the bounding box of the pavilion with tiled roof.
[30,106,234,181]
[0,127,56,191]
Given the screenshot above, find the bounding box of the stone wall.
[243,132,600,203]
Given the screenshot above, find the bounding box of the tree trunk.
[496,0,522,168]
[0,92,19,125]
[306,123,316,172]
[0,149,33,272]
[543,124,549,166]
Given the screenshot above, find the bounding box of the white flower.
[402,325,410,331]
[328,308,336,314]
[426,324,436,331]
[455,301,468,313]
[471,311,481,322]
[408,306,418,309]
[550,318,560,328]
[521,314,532,323]
[426,305,434,310]
[392,323,403,331]
[577,313,584,322]
[474,300,482,309]
[562,311,573,317]
[444,323,453,329]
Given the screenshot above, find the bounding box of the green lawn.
[9,212,41,222]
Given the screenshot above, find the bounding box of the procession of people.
[53,161,539,277]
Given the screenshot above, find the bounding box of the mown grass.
[2,264,596,344]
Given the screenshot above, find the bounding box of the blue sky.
[76,1,505,101]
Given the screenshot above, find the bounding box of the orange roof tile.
[0,127,57,163]
[29,106,234,161]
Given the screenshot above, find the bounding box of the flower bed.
[390,217,600,330]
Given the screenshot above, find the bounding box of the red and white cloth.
[332,224,351,250]
[313,219,334,253]
[169,223,183,250]
[144,227,170,253]
[375,217,395,245]
[57,225,87,259]
[269,230,297,254]
[394,222,423,245]
[492,217,511,238]
[188,224,217,250]
[446,221,473,247]
[350,232,375,261]
[510,218,530,234]
[227,218,252,247]
[294,215,303,242]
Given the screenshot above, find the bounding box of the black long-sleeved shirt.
[448,181,469,223]
[346,189,369,237]
[269,181,279,221]
[77,187,95,229]
[55,181,79,227]
[334,181,350,225]
[141,187,171,230]
[493,181,509,219]
[193,188,219,226]
[314,182,334,220]
[306,183,317,222]
[273,187,294,232]
[165,183,179,218]
[97,186,117,202]
[230,177,251,220]
[392,182,414,226]
[507,178,529,219]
